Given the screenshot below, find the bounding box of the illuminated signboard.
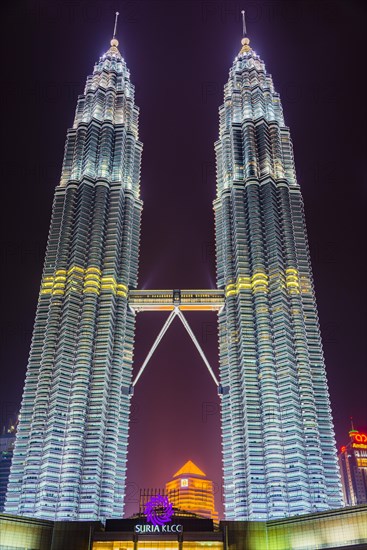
[134,495,183,533]
[356,458,367,468]
[351,432,367,450]
[135,524,183,533]
[353,433,367,443]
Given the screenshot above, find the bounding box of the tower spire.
[240,10,251,54]
[113,11,119,39]
[349,416,358,438]
[241,10,247,37]
[109,11,120,50]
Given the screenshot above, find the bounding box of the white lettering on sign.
[134,524,183,534]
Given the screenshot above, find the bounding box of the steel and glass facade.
[5,27,344,523]
[5,38,142,521]
[215,38,343,519]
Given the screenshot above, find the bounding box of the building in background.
[339,427,367,506]
[0,421,16,512]
[166,460,219,521]
[214,31,343,519]
[5,28,143,521]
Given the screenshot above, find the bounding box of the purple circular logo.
[145,495,174,526]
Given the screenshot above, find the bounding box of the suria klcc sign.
[134,495,183,533]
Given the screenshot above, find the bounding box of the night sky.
[1,1,366,519]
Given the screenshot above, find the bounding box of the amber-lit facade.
[339,428,367,506]
[165,461,219,521]
[93,543,222,549]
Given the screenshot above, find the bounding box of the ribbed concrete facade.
[215,38,343,519]
[5,38,142,521]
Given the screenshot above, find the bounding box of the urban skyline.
[0,1,366,520]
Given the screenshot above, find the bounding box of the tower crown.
[173,460,207,479]
[240,36,251,54]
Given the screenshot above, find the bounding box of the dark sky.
[0,0,366,519]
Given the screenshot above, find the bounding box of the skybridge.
[128,289,225,391]
[128,289,225,312]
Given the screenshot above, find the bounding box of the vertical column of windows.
[83,122,100,180]
[274,185,311,514]
[280,128,297,186]
[242,122,258,180]
[99,187,127,518]
[70,124,87,182]
[61,130,77,186]
[258,182,288,518]
[235,186,266,520]
[78,184,111,520]
[213,200,225,288]
[244,183,272,519]
[217,194,238,518]
[128,202,143,288]
[290,191,342,508]
[111,126,126,183]
[97,122,114,179]
[53,182,96,519]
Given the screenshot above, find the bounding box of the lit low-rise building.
[166,460,219,521]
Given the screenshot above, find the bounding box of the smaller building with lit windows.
[339,427,367,506]
[165,460,219,521]
[0,422,16,512]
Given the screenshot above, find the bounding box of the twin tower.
[5,29,343,521]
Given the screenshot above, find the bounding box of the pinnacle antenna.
[113,11,119,38]
[241,10,247,37]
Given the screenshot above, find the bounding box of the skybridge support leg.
[132,308,177,387]
[131,307,220,389]
[175,308,220,387]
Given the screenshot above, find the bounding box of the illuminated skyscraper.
[339,427,367,506]
[214,32,343,519]
[5,28,143,521]
[4,15,344,524]
[166,460,219,521]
